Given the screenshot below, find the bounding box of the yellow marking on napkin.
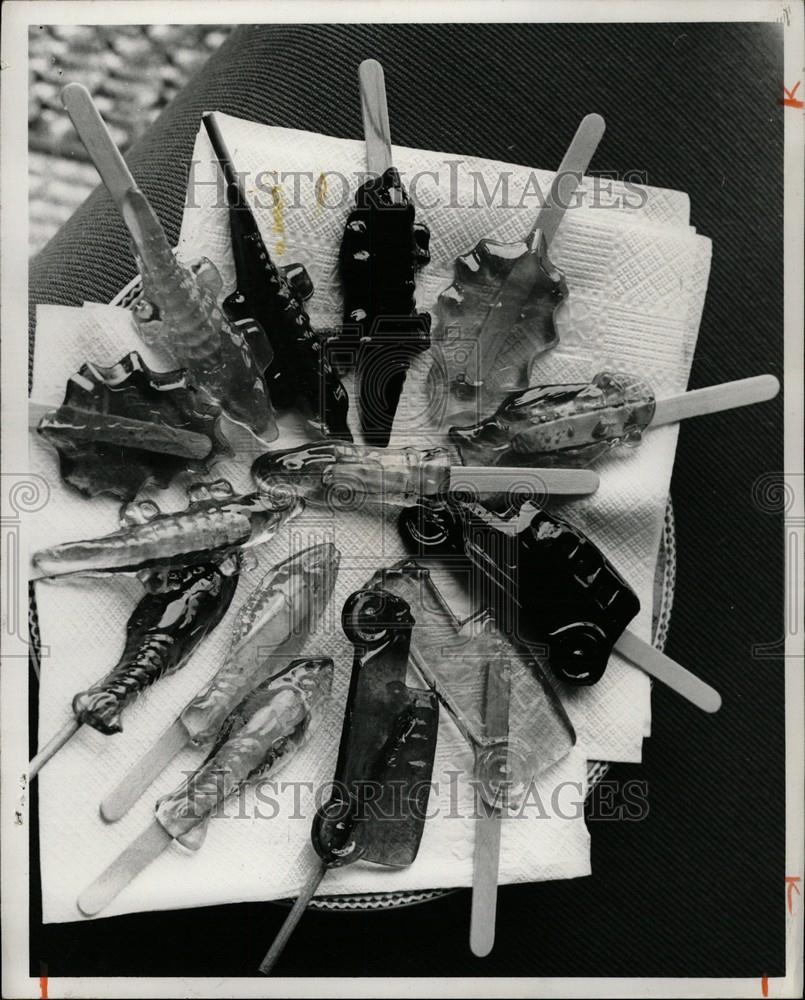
[271,185,285,255]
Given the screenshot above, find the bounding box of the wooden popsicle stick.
[62,82,171,272]
[30,402,213,460]
[616,629,722,713]
[259,859,328,974]
[100,719,190,823]
[77,822,173,917]
[358,59,401,202]
[449,466,599,497]
[28,719,81,780]
[61,83,139,209]
[469,659,511,957]
[528,112,607,247]
[652,375,780,428]
[470,810,503,957]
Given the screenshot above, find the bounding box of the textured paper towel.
[31,306,592,924]
[33,119,710,923]
[177,116,712,757]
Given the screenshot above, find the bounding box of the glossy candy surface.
[72,560,239,735]
[32,479,303,590]
[449,372,656,468]
[312,589,438,869]
[398,499,639,685]
[367,560,575,808]
[155,658,333,848]
[203,114,352,440]
[180,543,341,746]
[337,168,431,445]
[430,234,567,413]
[37,352,230,500]
[124,190,276,436]
[252,441,452,503]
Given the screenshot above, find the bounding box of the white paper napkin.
[178,116,712,759]
[32,118,710,923]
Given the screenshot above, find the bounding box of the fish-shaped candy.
[449,372,780,468]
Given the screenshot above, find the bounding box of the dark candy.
[36,351,230,500]
[203,114,351,440]
[72,560,239,734]
[337,168,431,446]
[312,589,438,868]
[398,499,639,685]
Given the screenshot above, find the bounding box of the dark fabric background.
[29,21,786,979]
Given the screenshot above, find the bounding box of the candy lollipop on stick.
[29,352,231,500]
[252,439,599,505]
[202,112,352,441]
[399,497,722,711]
[31,480,303,591]
[77,657,334,917]
[258,589,438,974]
[429,113,606,418]
[449,373,780,468]
[61,83,277,439]
[99,543,341,822]
[28,558,240,780]
[336,59,432,446]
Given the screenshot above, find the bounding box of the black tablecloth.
[29,20,786,979]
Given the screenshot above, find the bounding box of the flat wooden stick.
[100,719,190,823]
[470,809,503,957]
[30,402,213,460]
[469,659,511,957]
[449,466,599,497]
[61,82,138,209]
[358,59,401,203]
[77,822,173,917]
[259,859,328,974]
[652,375,779,428]
[28,719,81,780]
[529,112,606,247]
[616,630,722,713]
